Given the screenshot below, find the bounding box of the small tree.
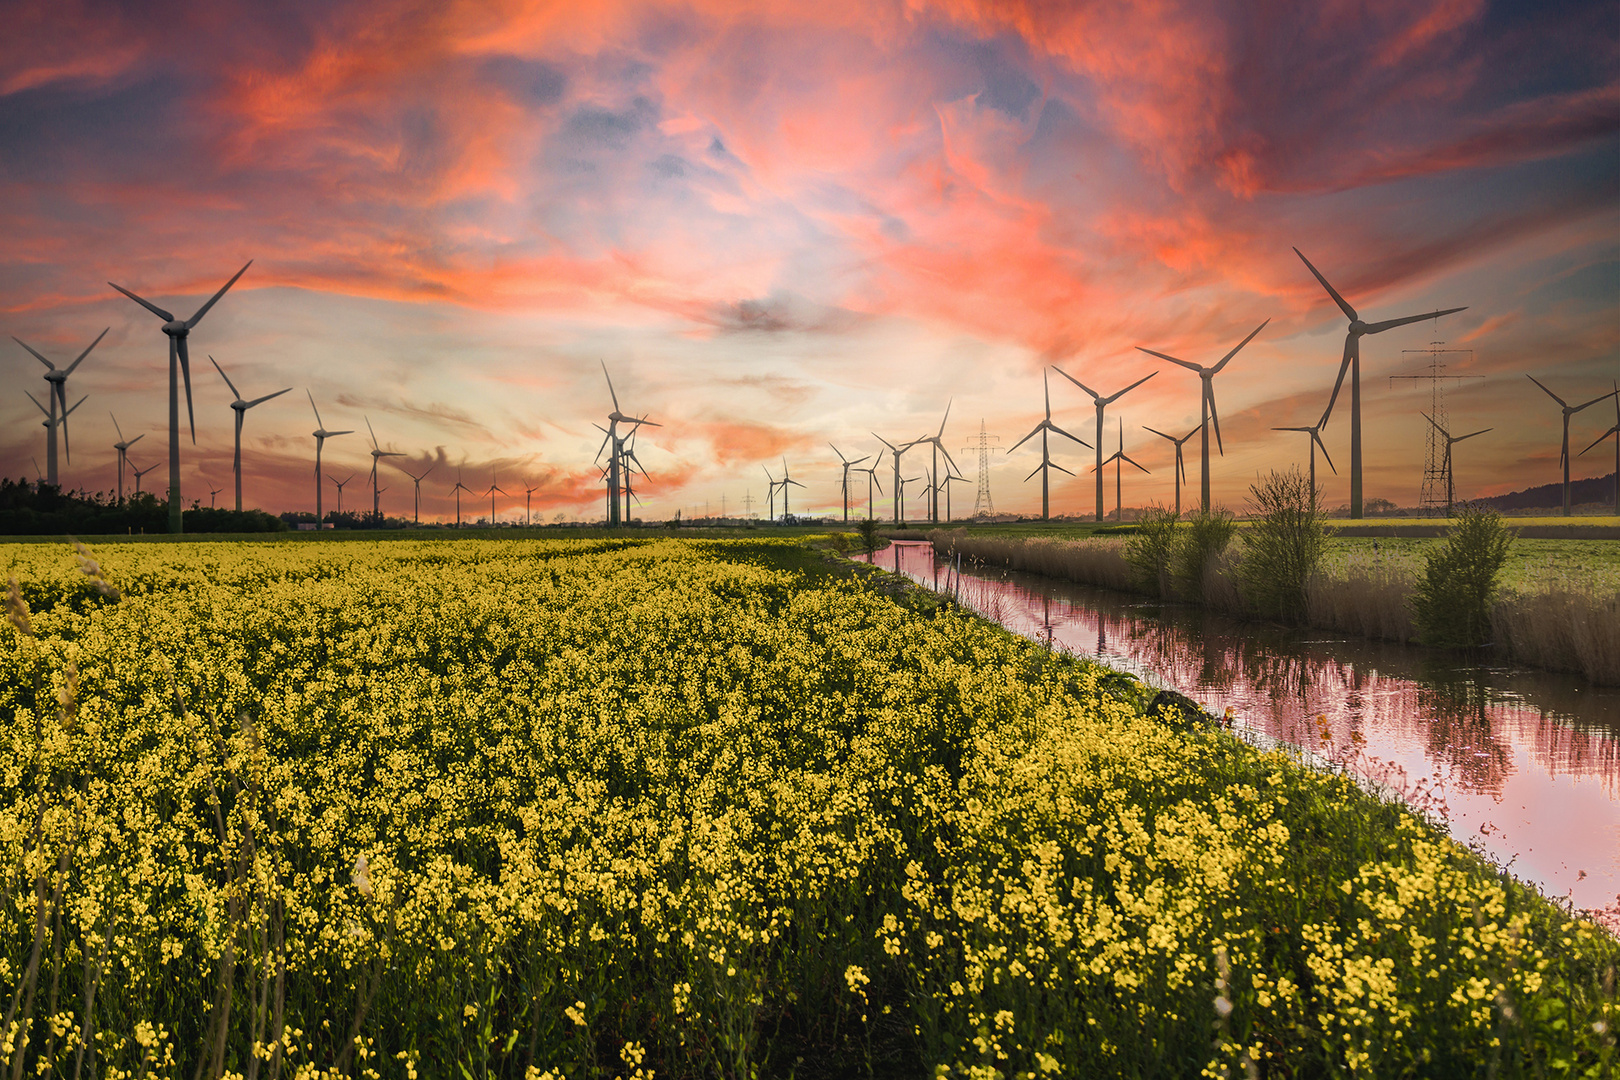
[1172,506,1235,601]
[1411,505,1514,647]
[857,516,880,555]
[1238,467,1327,624]
[1123,505,1179,597]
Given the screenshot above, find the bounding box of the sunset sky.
[3,0,1617,522]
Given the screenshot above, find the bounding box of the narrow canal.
[859,539,1620,922]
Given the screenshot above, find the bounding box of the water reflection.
[863,541,1620,918]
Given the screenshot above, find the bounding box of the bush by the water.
[1122,504,1179,596]
[1412,506,1515,647]
[1172,506,1236,600]
[1239,467,1328,623]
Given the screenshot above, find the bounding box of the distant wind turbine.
[401,464,435,526]
[365,417,405,522]
[210,355,291,512]
[450,470,472,528]
[1272,405,1337,503]
[110,260,253,533]
[328,473,355,516]
[1422,413,1490,515]
[1526,376,1617,516]
[829,444,870,523]
[1293,249,1466,519]
[1094,419,1150,522]
[308,392,352,526]
[914,401,963,523]
[1135,321,1266,515]
[1008,371,1089,521]
[1052,365,1156,521]
[485,471,507,526]
[1142,422,1201,517]
[872,434,921,525]
[853,457,884,522]
[523,480,540,527]
[131,457,160,496]
[206,481,223,509]
[1578,380,1620,513]
[897,475,923,524]
[110,413,144,502]
[13,328,107,486]
[940,471,969,522]
[27,391,85,486]
[597,362,659,526]
[763,465,782,523]
[778,458,806,521]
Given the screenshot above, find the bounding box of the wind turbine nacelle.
[162,321,189,335]
[1348,320,1367,336]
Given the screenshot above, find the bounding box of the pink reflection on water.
[862,542,1620,920]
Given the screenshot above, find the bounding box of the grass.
[1,536,1613,1077]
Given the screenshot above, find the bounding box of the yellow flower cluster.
[0,537,1613,1078]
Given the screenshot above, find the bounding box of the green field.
[0,535,1614,1077]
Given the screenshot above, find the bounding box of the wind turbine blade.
[1526,375,1567,408]
[593,430,612,463]
[13,337,55,370]
[1050,365,1098,399]
[26,391,50,419]
[1008,424,1043,453]
[1421,412,1447,438]
[601,360,620,412]
[1572,388,1620,414]
[1211,319,1270,373]
[209,355,242,400]
[176,335,197,442]
[65,328,109,374]
[308,389,324,429]
[937,397,952,439]
[871,473,884,495]
[937,445,963,477]
[246,387,292,408]
[1314,431,1337,475]
[330,430,354,436]
[1134,346,1201,373]
[1104,370,1156,404]
[1272,426,1312,433]
[1293,248,1358,323]
[185,260,252,328]
[1207,388,1224,455]
[1023,461,1044,483]
[1143,425,1176,442]
[367,416,380,451]
[1363,307,1468,336]
[1322,337,1356,427]
[1183,421,1203,442]
[828,442,847,464]
[1049,461,1076,477]
[787,478,805,488]
[1123,454,1150,474]
[108,282,175,322]
[1579,426,1620,456]
[111,412,124,442]
[850,455,869,467]
[1454,428,1492,444]
[1048,423,1091,449]
[128,433,144,446]
[872,432,897,452]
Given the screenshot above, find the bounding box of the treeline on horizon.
[0,478,358,534]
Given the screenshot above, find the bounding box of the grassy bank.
[1,536,1615,1077]
[926,528,1620,684]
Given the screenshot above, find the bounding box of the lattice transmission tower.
[962,419,1000,517]
[1390,342,1481,515]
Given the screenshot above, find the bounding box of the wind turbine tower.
[450,470,472,528]
[1135,320,1266,515]
[1008,371,1088,521]
[1293,249,1466,519]
[1094,419,1150,522]
[211,355,291,512]
[485,471,507,526]
[402,464,435,526]
[110,261,253,533]
[961,420,999,517]
[778,458,806,522]
[854,458,884,521]
[1142,422,1201,517]
[1527,376,1618,517]
[14,328,106,487]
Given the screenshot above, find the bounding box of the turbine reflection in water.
[862,540,1620,918]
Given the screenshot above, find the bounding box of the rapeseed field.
[1,537,1614,1078]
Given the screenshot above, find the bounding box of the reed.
[1492,585,1620,684]
[927,530,1132,591]
[1307,555,1418,643]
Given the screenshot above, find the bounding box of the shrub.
[826,531,851,555]
[857,516,881,555]
[1411,506,1515,647]
[1172,506,1235,601]
[1122,505,1179,596]
[1239,468,1328,623]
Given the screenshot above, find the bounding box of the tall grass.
[927,530,1132,590]
[1493,586,1620,684]
[1307,555,1418,642]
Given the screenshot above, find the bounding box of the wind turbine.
[778,457,806,521]
[897,475,923,524]
[26,392,85,486]
[1052,365,1156,521]
[762,465,782,523]
[854,458,884,522]
[597,362,660,526]
[1578,380,1620,513]
[829,444,871,523]
[13,328,107,486]
[1135,321,1265,515]
[523,480,539,527]
[1271,404,1337,504]
[1142,422,1202,517]
[621,422,652,523]
[940,472,969,522]
[449,470,472,528]
[913,401,964,522]
[109,260,253,533]
[364,417,405,522]
[308,392,352,526]
[206,481,223,509]
[401,464,435,526]
[1422,413,1490,515]
[1007,371,1089,521]
[110,413,144,502]
[1526,376,1617,517]
[1293,249,1466,519]
[131,458,160,496]
[485,471,507,526]
[872,434,921,525]
[328,473,355,516]
[210,355,291,512]
[1094,419,1150,522]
